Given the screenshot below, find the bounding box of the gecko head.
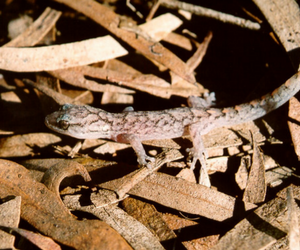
[45,104,112,139]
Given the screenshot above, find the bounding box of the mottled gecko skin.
[45,72,300,169]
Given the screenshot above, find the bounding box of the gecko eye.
[58,120,70,130]
[60,104,73,111]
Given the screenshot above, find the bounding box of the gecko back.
[200,72,300,130]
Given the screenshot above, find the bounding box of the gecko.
[45,71,300,178]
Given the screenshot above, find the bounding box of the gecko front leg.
[117,134,155,168]
[188,123,211,187]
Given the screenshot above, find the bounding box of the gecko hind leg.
[188,124,211,187]
[187,92,216,109]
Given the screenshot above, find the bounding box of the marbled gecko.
[45,72,300,176]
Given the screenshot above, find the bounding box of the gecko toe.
[145,156,155,169]
[137,155,155,168]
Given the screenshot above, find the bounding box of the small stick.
[160,0,261,30]
[115,149,183,198]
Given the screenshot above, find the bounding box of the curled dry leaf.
[41,159,92,197]
[0,159,131,250]
[21,157,120,185]
[0,36,127,72]
[169,32,212,95]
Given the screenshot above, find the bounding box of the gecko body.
[45,72,300,171]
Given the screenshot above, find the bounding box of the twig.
[115,149,183,198]
[160,0,261,30]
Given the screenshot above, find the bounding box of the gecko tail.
[222,71,300,125]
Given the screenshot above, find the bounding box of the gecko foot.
[186,148,211,187]
[186,147,208,170]
[137,155,155,169]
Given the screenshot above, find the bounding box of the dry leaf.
[286,187,300,250]
[64,191,165,250]
[139,13,183,42]
[211,184,300,250]
[0,226,61,250]
[101,92,134,105]
[0,133,61,158]
[243,133,266,204]
[0,36,127,72]
[0,159,131,250]
[23,79,79,105]
[49,67,134,94]
[100,172,256,221]
[4,7,61,47]
[266,166,293,188]
[0,196,21,249]
[176,168,197,183]
[122,197,177,242]
[288,96,300,160]
[1,1,299,249]
[162,213,220,249]
[41,159,91,197]
[235,155,251,190]
[203,121,266,153]
[53,0,195,83]
[163,32,193,50]
[253,0,300,68]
